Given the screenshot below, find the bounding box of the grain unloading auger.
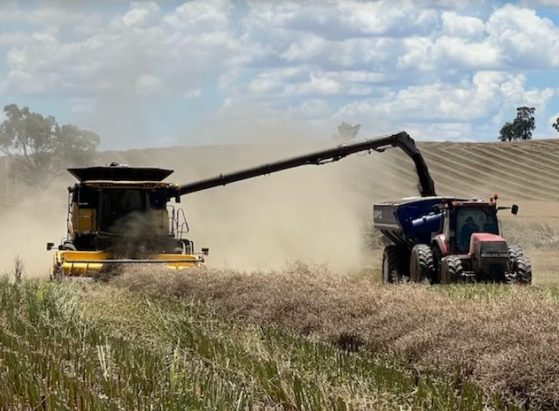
[47,131,434,279]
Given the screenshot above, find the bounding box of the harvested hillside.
[115,265,559,409]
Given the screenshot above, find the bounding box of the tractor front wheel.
[440,256,464,284]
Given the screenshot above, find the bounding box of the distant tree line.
[499,106,536,141]
[334,121,361,142]
[499,107,559,141]
[0,104,100,187]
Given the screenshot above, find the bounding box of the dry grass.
[502,220,559,251]
[0,277,493,410]
[114,264,559,409]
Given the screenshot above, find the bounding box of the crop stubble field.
[2,139,559,409]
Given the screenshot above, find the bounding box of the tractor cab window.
[456,207,498,252]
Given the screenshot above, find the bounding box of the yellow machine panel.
[77,208,96,233]
[53,250,204,279]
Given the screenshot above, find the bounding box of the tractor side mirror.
[511,204,519,215]
[201,247,209,256]
[46,242,54,251]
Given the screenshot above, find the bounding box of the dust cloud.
[0,183,68,277]
[182,160,367,272]
[0,128,422,276]
[106,140,398,272]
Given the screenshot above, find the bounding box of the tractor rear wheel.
[440,256,464,284]
[515,254,532,284]
[382,245,408,284]
[409,244,434,283]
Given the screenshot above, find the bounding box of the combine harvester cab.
[374,196,532,284]
[47,164,207,279]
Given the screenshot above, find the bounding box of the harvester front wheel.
[382,245,408,284]
[409,244,434,283]
[440,256,463,284]
[51,263,65,281]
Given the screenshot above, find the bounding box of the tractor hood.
[470,233,508,257]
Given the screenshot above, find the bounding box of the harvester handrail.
[170,131,436,198]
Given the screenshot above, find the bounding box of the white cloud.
[0,0,241,96]
[0,1,558,143]
[441,11,485,39]
[432,36,500,69]
[0,71,7,95]
[337,1,439,36]
[487,4,559,68]
[69,97,94,114]
[122,2,160,28]
[297,73,341,95]
[164,0,231,32]
[0,2,21,23]
[291,99,332,117]
[246,1,440,39]
[518,0,559,8]
[183,88,201,98]
[247,68,384,98]
[398,5,559,72]
[332,71,554,139]
[134,74,161,95]
[0,32,28,46]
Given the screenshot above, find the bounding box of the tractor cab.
[440,200,500,255]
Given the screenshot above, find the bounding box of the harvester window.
[100,190,147,232]
[78,186,98,206]
[150,191,167,209]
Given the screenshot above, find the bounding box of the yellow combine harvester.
[47,132,435,279]
[48,166,208,278]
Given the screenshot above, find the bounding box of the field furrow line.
[421,155,558,200]
[465,145,559,182]
[422,148,559,199]
[431,145,559,196]
[444,145,559,190]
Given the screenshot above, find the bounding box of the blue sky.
[1,0,559,149]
